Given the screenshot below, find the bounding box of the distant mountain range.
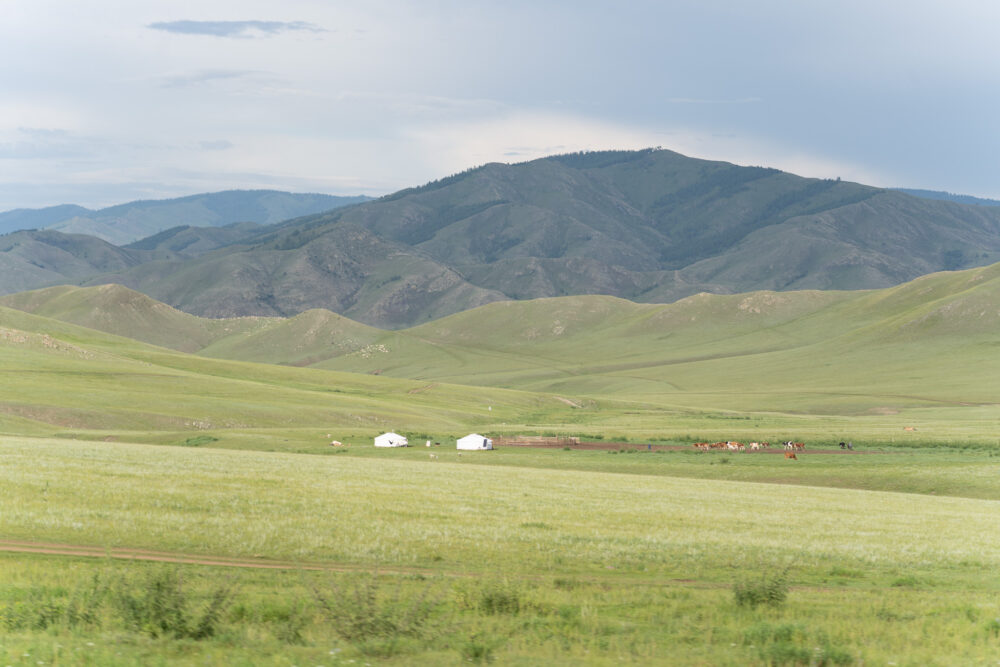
[2,150,999,328]
[0,190,372,244]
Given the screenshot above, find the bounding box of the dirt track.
[0,539,432,575]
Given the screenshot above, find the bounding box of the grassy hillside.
[3,264,999,444]
[0,303,591,443]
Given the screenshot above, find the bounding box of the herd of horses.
[691,440,809,458]
[691,440,856,459]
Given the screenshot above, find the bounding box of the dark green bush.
[311,571,444,643]
[733,568,789,609]
[113,567,235,639]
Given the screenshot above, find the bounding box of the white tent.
[374,432,409,448]
[457,433,493,450]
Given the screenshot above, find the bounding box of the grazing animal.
[793,442,805,451]
[783,441,794,450]
[784,452,797,460]
[429,453,438,459]
[749,442,761,451]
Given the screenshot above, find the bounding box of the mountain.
[894,189,1000,207]
[0,230,149,295]
[123,222,265,259]
[0,190,372,244]
[0,204,92,234]
[74,149,1000,327]
[4,263,998,415]
[4,150,1000,328]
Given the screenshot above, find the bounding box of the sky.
[1,0,998,210]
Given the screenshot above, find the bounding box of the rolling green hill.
[77,149,1000,327]
[0,302,588,442]
[4,264,998,438]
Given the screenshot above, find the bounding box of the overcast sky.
[1,0,998,210]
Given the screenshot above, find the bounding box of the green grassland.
[1,437,999,665]
[1,267,999,663]
[2,264,998,447]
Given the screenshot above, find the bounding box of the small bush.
[553,578,579,591]
[733,569,789,609]
[890,574,920,587]
[744,622,803,645]
[817,644,856,665]
[181,435,218,447]
[1,575,108,632]
[477,581,523,615]
[311,571,444,643]
[762,641,812,665]
[113,567,235,639]
[461,631,505,663]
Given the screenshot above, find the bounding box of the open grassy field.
[3,264,998,439]
[2,267,999,449]
[2,436,1000,665]
[1,266,998,663]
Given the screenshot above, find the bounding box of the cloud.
[0,127,94,160]
[147,20,325,39]
[158,69,262,88]
[199,140,234,151]
[665,97,762,105]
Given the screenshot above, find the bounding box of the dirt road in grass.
[0,539,432,574]
[0,539,732,589]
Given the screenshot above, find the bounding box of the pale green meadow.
[2,436,1000,664]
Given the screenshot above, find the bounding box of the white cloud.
[147,20,325,39]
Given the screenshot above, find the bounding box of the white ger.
[456,433,493,451]
[374,432,409,448]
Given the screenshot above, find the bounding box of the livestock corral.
[495,436,867,455]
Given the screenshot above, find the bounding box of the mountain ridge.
[0,189,372,243]
[4,149,1000,328]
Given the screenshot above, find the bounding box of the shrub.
[733,568,789,609]
[311,571,444,643]
[1,576,107,631]
[181,435,218,447]
[477,580,523,615]
[113,567,235,639]
[461,631,506,663]
[890,574,920,587]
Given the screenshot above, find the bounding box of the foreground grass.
[2,437,1000,663]
[2,556,999,666]
[3,437,1000,578]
